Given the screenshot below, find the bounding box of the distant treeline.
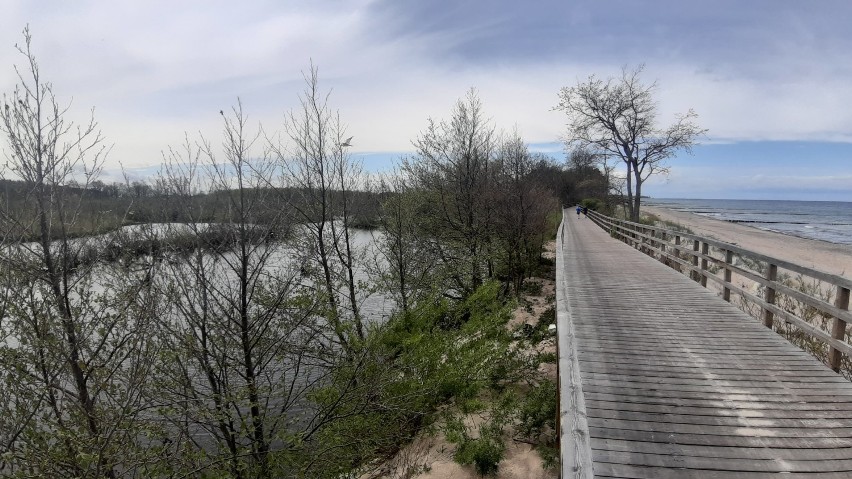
[1,154,610,244]
[0,178,384,240]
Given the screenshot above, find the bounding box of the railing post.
[829,286,851,373]
[648,227,653,254]
[660,230,667,264]
[645,227,651,255]
[700,243,709,287]
[653,228,660,257]
[674,235,681,272]
[723,250,734,302]
[762,263,778,328]
[691,240,700,282]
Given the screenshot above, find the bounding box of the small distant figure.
[582,206,588,217]
[576,205,582,218]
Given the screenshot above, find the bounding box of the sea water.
[646,198,852,245]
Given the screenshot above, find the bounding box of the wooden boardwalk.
[557,211,852,478]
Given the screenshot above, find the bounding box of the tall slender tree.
[0,27,158,478]
[275,65,367,353]
[150,104,334,478]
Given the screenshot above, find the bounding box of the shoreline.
[642,205,852,280]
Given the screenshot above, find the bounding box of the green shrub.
[659,219,693,234]
[449,420,505,477]
[455,436,503,476]
[303,281,521,476]
[638,213,658,226]
[456,281,507,326]
[523,306,556,344]
[518,379,557,439]
[580,198,602,210]
[537,351,557,364]
[537,444,559,470]
[521,280,543,296]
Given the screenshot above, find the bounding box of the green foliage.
[537,351,557,364]
[457,281,511,328]
[546,209,562,240]
[533,255,556,279]
[519,305,556,345]
[638,213,658,226]
[517,380,558,439]
[298,281,517,477]
[398,92,561,297]
[521,280,543,296]
[658,218,694,234]
[581,198,603,210]
[448,419,505,477]
[537,445,559,470]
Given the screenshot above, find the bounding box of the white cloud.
[2,0,852,186]
[655,66,852,143]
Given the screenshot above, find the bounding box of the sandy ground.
[643,205,852,280]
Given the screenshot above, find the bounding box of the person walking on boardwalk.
[576,205,582,218]
[582,206,588,217]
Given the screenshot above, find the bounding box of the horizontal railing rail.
[585,209,852,374]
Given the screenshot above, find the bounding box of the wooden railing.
[586,209,852,374]
[555,216,593,479]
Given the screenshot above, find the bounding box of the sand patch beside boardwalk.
[643,205,852,280]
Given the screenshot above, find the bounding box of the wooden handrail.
[585,209,852,374]
[555,216,594,479]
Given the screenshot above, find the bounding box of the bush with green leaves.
[445,416,505,477]
[581,198,602,211]
[296,281,519,477]
[517,379,558,440]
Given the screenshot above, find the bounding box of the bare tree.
[275,65,367,354]
[0,27,157,478]
[555,65,705,221]
[149,104,336,478]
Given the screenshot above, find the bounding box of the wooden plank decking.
[556,211,852,478]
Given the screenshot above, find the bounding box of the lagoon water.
[646,198,852,245]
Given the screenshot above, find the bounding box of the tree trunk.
[632,178,643,223]
[625,162,635,221]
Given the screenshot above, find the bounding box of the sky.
[1,0,851,201]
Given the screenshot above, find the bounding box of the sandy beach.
[642,205,852,281]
